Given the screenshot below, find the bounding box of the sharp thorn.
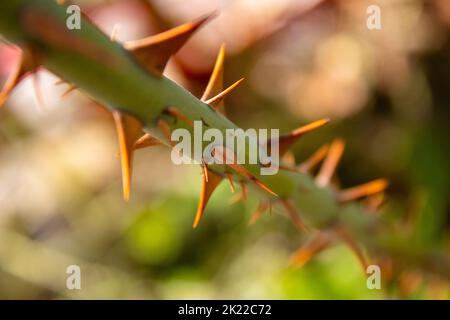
[298,144,330,173]
[193,169,223,228]
[205,78,244,108]
[337,179,389,203]
[315,138,345,187]
[280,199,308,232]
[290,232,333,268]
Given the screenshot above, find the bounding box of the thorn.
[110,24,121,42]
[280,199,307,232]
[202,44,226,114]
[363,192,385,213]
[124,14,213,74]
[290,233,333,268]
[252,177,278,197]
[203,163,209,182]
[226,173,235,193]
[282,151,296,166]
[0,50,34,108]
[334,227,369,271]
[279,165,301,173]
[202,44,225,102]
[61,84,77,98]
[54,79,65,86]
[166,106,194,127]
[276,119,330,156]
[193,169,223,228]
[337,179,389,203]
[133,133,162,150]
[248,201,270,225]
[32,71,46,111]
[298,144,330,173]
[157,119,174,146]
[315,138,345,187]
[113,111,144,201]
[230,182,248,204]
[241,181,248,200]
[205,78,244,108]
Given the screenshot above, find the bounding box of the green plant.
[0,0,448,285]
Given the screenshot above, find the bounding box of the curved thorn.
[202,44,225,101]
[193,169,223,228]
[124,14,213,74]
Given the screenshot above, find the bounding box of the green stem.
[0,0,448,279]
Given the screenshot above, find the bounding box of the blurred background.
[0,0,449,299]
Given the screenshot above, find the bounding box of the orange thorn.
[251,177,278,197]
[276,118,330,156]
[205,78,244,108]
[280,199,307,232]
[202,44,225,101]
[290,233,333,268]
[0,51,34,108]
[282,151,296,166]
[113,111,144,201]
[124,14,213,74]
[337,179,389,203]
[315,138,345,187]
[133,133,162,150]
[203,163,209,182]
[193,169,223,228]
[298,144,330,173]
